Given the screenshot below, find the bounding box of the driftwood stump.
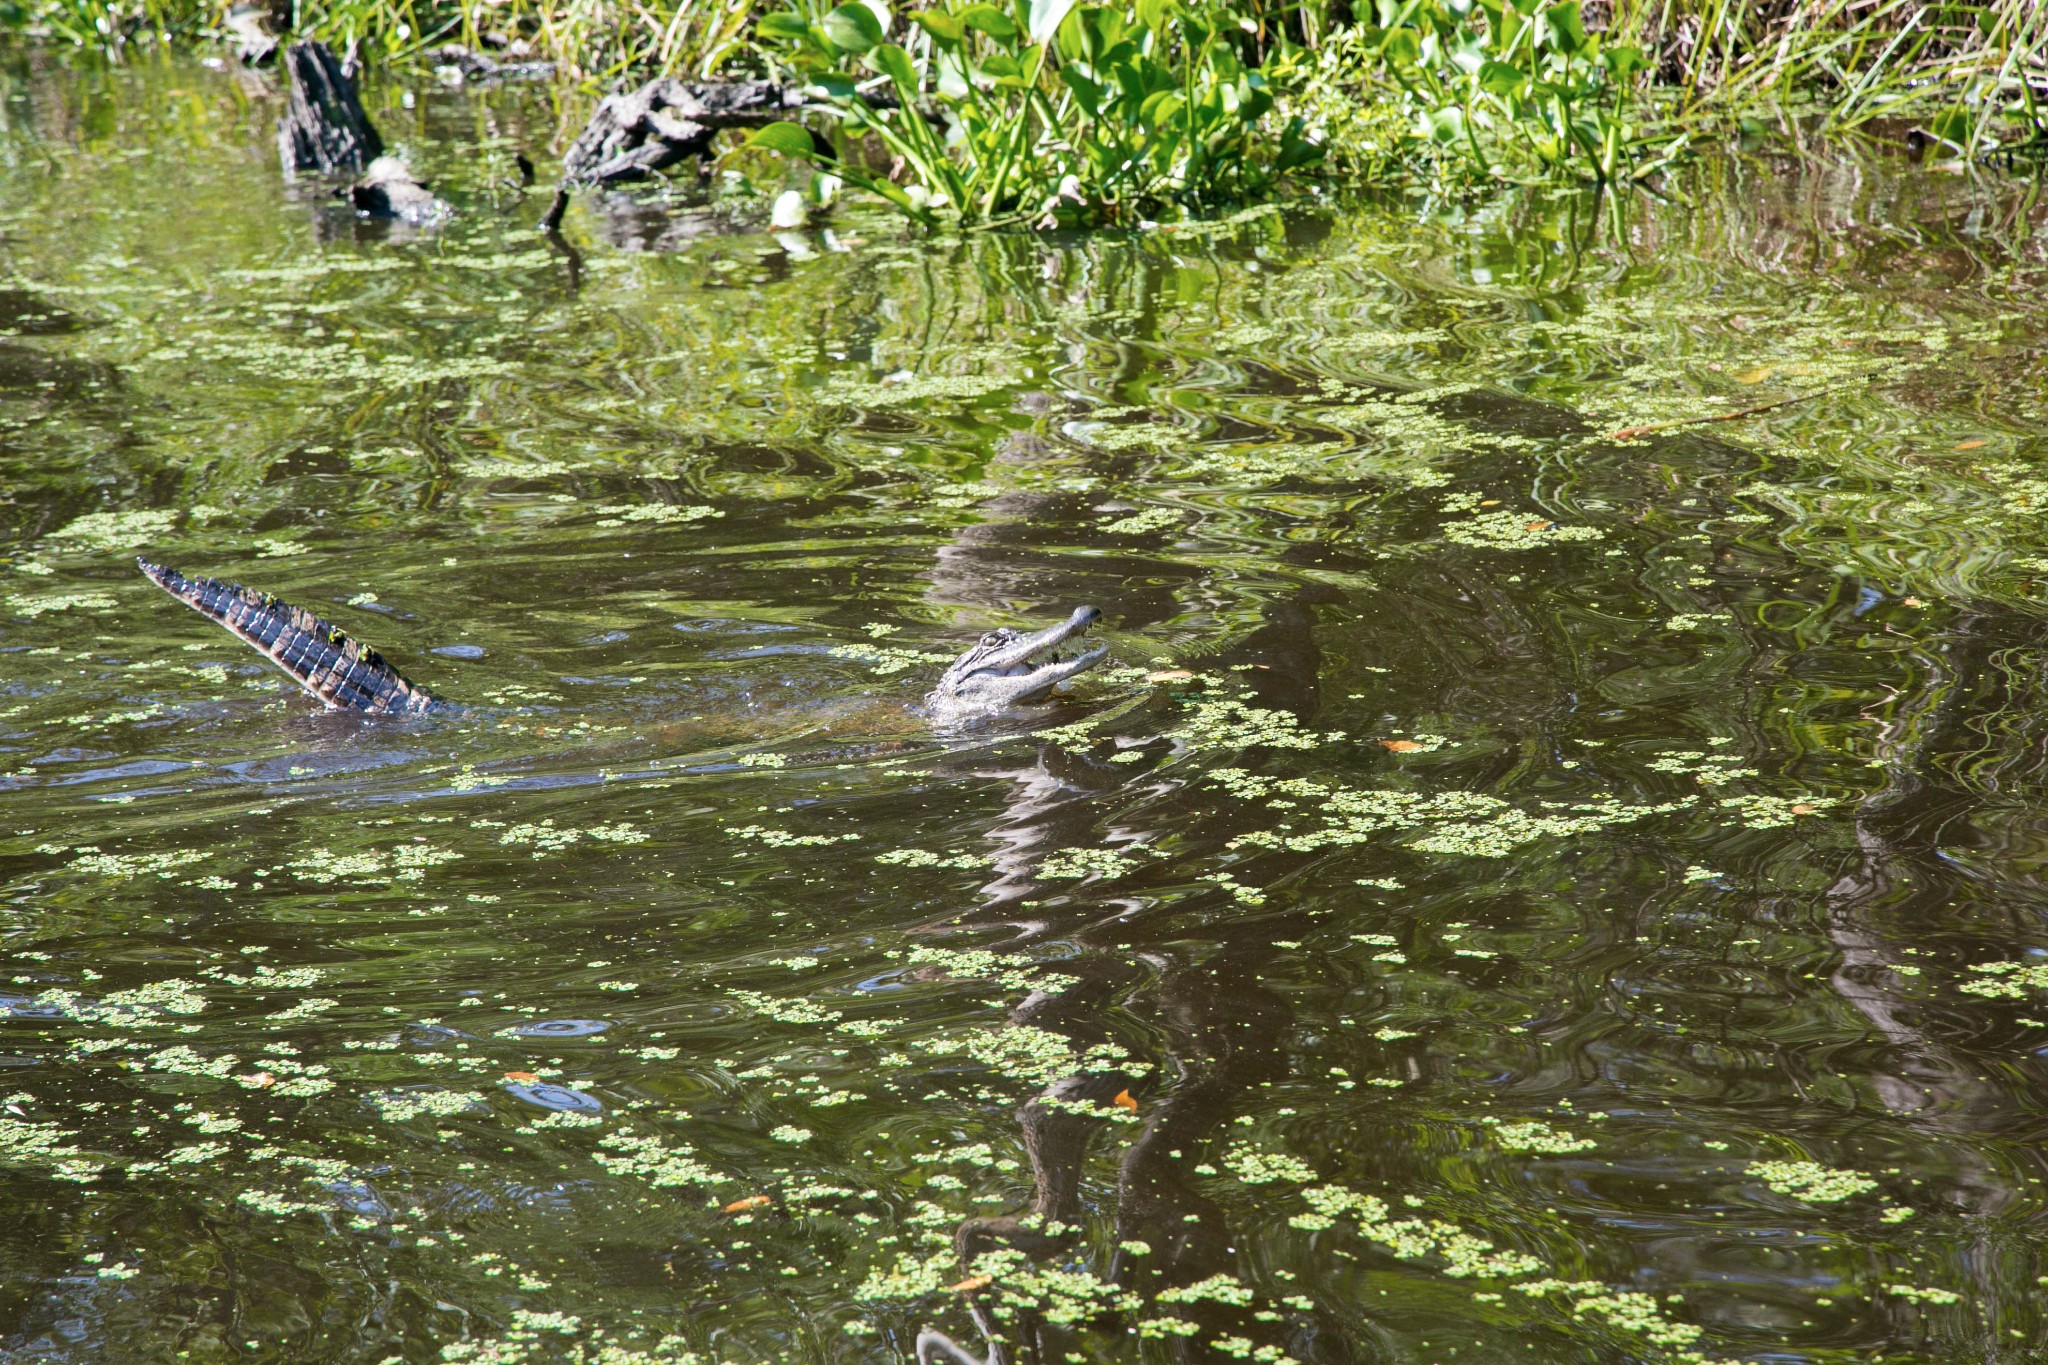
[277,41,383,176]
[559,79,809,187]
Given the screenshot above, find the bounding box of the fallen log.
[558,78,811,187]
[277,40,382,176]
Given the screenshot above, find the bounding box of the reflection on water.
[5,47,2048,1365]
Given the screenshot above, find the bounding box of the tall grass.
[1609,0,2048,145]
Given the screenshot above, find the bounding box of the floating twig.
[1606,373,1883,442]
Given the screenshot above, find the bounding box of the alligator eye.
[980,633,1004,647]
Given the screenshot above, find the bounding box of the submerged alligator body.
[136,557,1105,719]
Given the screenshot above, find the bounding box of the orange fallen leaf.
[1790,803,1814,816]
[1525,519,1552,532]
[1479,499,1501,507]
[1112,1089,1138,1112]
[503,1071,540,1083]
[236,1072,275,1089]
[948,1275,993,1293]
[1381,740,1424,753]
[1902,597,1925,607]
[1955,439,1987,450]
[1146,670,1195,683]
[723,1195,772,1214]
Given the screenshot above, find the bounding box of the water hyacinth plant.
[744,0,1325,227]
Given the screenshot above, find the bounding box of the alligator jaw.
[925,606,1109,715]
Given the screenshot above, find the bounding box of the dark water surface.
[7,50,2048,1365]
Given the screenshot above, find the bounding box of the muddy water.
[5,48,2048,1365]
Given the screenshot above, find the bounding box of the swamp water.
[5,51,2048,1365]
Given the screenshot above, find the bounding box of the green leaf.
[1541,1,1584,55]
[1138,88,1183,129]
[1600,43,1649,80]
[741,122,820,158]
[808,73,860,100]
[957,3,1018,40]
[911,10,964,43]
[869,41,919,90]
[1134,0,1169,33]
[981,51,1025,80]
[821,2,885,54]
[1059,67,1104,117]
[1027,0,1079,46]
[1476,59,1525,96]
[756,12,812,43]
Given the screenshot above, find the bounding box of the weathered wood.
[559,79,809,187]
[277,40,383,176]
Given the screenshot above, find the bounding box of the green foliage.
[750,0,1323,227]
[1278,0,1681,187]
[8,1,2048,196]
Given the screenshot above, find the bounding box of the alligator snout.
[925,606,1110,715]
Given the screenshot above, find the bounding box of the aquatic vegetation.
[1749,1160,1879,1204]
[749,0,1321,227]
[1957,959,2048,999]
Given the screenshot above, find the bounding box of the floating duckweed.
[1099,506,1186,535]
[370,1089,487,1124]
[6,590,118,617]
[1485,1120,1595,1155]
[592,1131,719,1187]
[875,848,992,870]
[927,1024,1140,1087]
[1957,960,2048,998]
[66,848,208,879]
[1440,510,1604,550]
[898,946,1069,993]
[725,824,861,848]
[1174,696,1333,751]
[1750,1159,1878,1203]
[592,503,722,527]
[497,821,647,858]
[1156,1273,1255,1307]
[1136,1317,1203,1338]
[1222,1143,1319,1184]
[727,989,843,1026]
[828,642,955,675]
[1038,846,1142,880]
[0,1117,106,1182]
[1563,1291,1704,1348]
[1887,1284,1962,1304]
[1716,793,1830,828]
[45,508,180,550]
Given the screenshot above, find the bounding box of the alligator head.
[925,606,1108,716]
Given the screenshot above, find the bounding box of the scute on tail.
[137,557,437,715]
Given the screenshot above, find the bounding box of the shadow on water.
[8,45,2048,1365]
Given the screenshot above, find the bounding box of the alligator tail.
[137,557,438,715]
